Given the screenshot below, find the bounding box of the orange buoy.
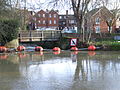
[88,45,96,51]
[70,47,78,51]
[17,45,26,51]
[0,46,7,53]
[53,47,61,51]
[53,51,61,55]
[35,46,43,51]
[88,51,96,56]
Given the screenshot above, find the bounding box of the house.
[58,10,76,30]
[86,6,116,33]
[33,9,59,30]
[116,15,120,33]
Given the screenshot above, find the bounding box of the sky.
[25,0,73,14]
[25,0,120,14]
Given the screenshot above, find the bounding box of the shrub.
[0,19,19,45]
[95,41,120,50]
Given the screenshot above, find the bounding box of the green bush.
[95,41,120,50]
[0,19,19,45]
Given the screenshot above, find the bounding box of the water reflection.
[0,51,120,90]
[53,51,61,55]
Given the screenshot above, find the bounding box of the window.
[49,20,52,24]
[43,20,45,24]
[54,14,57,18]
[54,20,56,24]
[64,16,66,19]
[95,26,100,33]
[38,14,41,17]
[96,17,100,24]
[108,26,112,32]
[63,22,65,24]
[69,20,74,24]
[49,14,52,18]
[59,16,62,19]
[43,14,45,17]
[38,20,41,24]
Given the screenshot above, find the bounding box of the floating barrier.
[0,46,7,53]
[17,45,26,51]
[70,47,78,51]
[53,47,61,51]
[88,45,96,51]
[35,46,43,51]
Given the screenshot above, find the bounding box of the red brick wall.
[91,7,116,33]
[35,10,58,28]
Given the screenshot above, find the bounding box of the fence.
[19,30,61,42]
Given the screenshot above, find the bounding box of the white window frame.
[38,20,41,24]
[95,26,100,33]
[54,20,56,24]
[49,14,52,18]
[43,20,45,24]
[49,20,52,24]
[96,17,100,24]
[59,16,62,19]
[43,14,45,17]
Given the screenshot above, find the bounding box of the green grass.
[95,40,120,50]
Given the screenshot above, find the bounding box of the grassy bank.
[95,40,120,51]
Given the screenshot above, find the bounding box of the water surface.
[0,51,120,90]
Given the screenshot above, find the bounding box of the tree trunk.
[76,20,82,34]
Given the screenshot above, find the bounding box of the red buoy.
[0,46,7,53]
[53,47,61,51]
[70,47,78,51]
[17,45,26,51]
[35,46,43,51]
[88,45,96,51]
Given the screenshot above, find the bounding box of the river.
[0,51,120,90]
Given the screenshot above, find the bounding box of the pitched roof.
[86,6,110,19]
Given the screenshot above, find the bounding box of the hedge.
[0,19,19,45]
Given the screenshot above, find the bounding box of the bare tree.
[101,1,120,33]
[45,0,93,34]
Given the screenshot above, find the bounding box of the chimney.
[66,10,69,28]
[66,10,68,16]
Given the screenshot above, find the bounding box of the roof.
[86,6,110,19]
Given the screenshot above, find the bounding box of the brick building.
[58,10,76,30]
[33,10,59,29]
[86,7,116,33]
[116,14,120,33]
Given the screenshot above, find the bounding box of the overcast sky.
[25,0,120,14]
